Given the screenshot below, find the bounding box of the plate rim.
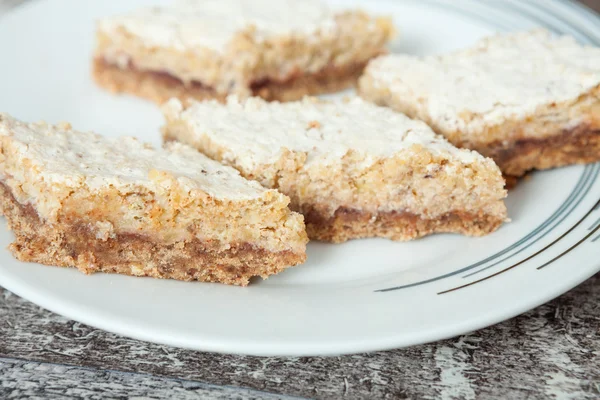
[0,0,599,356]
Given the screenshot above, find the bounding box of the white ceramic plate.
[0,0,599,356]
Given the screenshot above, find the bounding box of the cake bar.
[162,96,508,243]
[359,29,600,177]
[0,114,307,285]
[93,0,394,104]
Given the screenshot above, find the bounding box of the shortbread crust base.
[481,125,600,177]
[0,184,304,286]
[303,206,505,243]
[93,58,366,104]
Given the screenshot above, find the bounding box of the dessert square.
[0,114,307,286]
[93,0,394,104]
[162,96,508,243]
[359,29,600,177]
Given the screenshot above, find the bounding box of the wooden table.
[1,1,600,399]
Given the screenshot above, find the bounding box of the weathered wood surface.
[1,273,599,400]
[0,358,296,400]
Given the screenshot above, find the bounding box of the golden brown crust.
[0,183,304,286]
[475,124,600,177]
[303,206,505,243]
[92,58,367,104]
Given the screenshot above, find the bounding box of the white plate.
[0,0,599,356]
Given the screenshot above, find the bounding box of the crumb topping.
[162,96,483,172]
[363,29,600,134]
[98,0,336,53]
[0,113,269,200]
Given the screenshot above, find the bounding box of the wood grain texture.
[579,0,600,11]
[0,358,300,400]
[1,274,599,400]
